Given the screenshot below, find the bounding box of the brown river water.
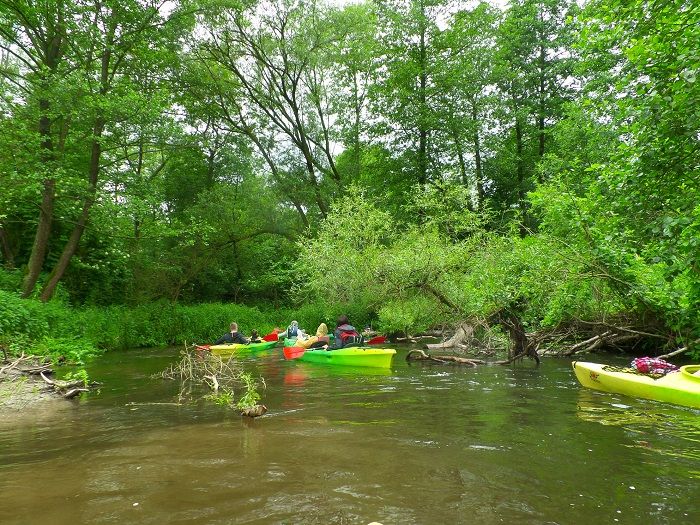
[0,346,698,524]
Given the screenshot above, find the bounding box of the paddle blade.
[367,336,387,345]
[283,346,306,360]
[195,344,211,351]
[262,332,279,342]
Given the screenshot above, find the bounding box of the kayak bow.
[572,361,700,409]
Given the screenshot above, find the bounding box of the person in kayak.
[278,320,300,340]
[249,330,262,343]
[330,315,363,349]
[214,322,250,345]
[296,323,330,349]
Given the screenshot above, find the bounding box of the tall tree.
[1,1,193,300]
[0,0,70,295]
[39,0,191,301]
[492,0,577,233]
[325,2,378,182]
[434,2,500,205]
[200,0,345,219]
[372,0,444,186]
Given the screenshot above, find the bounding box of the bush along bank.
[0,291,376,360]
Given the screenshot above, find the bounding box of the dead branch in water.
[657,338,700,360]
[406,349,485,367]
[564,331,613,355]
[39,372,92,399]
[159,345,265,411]
[240,404,267,418]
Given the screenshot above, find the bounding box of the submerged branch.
[406,349,485,366]
[159,345,265,415]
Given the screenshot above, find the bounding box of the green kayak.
[208,340,277,355]
[298,347,395,368]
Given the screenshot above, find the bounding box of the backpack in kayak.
[339,329,363,348]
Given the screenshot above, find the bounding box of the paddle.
[283,346,307,360]
[195,344,211,351]
[262,331,280,342]
[366,336,387,345]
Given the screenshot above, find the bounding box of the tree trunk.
[22,180,54,296]
[451,123,468,188]
[352,70,362,181]
[515,114,527,238]
[538,40,546,168]
[471,101,484,206]
[20,7,64,297]
[417,6,428,186]
[39,117,105,302]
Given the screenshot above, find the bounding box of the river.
[1,346,698,524]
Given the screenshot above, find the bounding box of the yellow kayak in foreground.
[572,361,700,409]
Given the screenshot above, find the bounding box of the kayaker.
[296,323,330,349]
[330,315,363,349]
[249,330,262,343]
[214,322,250,345]
[278,320,300,340]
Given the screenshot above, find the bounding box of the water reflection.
[576,389,700,465]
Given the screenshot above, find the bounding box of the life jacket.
[287,324,298,337]
[336,324,363,348]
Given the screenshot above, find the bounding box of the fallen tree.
[406,348,485,366]
[425,323,474,350]
[419,311,694,363]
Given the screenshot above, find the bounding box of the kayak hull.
[572,361,700,409]
[298,347,396,369]
[209,340,277,355]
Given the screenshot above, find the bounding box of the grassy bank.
[0,291,374,362]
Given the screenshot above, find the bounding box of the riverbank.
[0,355,97,410]
[1,357,59,410]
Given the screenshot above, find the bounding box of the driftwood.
[39,372,91,399]
[563,329,655,356]
[0,354,53,377]
[426,323,474,350]
[658,338,700,360]
[406,349,485,367]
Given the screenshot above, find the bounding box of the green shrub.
[0,290,50,339]
[29,337,103,365]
